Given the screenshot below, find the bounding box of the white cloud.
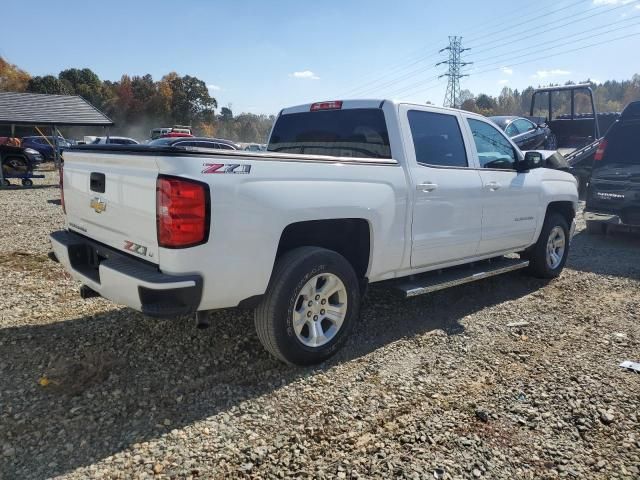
[501,67,513,75]
[291,70,320,80]
[498,79,509,85]
[207,84,222,91]
[531,69,571,79]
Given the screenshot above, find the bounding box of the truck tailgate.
[63,150,160,264]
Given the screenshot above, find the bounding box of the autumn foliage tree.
[0,57,30,92]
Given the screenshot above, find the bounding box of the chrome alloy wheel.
[546,226,566,269]
[292,273,348,348]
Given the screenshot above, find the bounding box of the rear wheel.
[3,156,29,175]
[525,212,570,278]
[21,178,33,187]
[255,247,360,365]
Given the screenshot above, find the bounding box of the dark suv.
[584,101,640,234]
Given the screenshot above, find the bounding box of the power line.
[341,50,441,97]
[341,0,590,98]
[470,0,637,52]
[342,0,636,101]
[471,30,640,77]
[461,0,584,39]
[471,20,640,72]
[476,15,640,63]
[472,15,640,67]
[466,0,588,43]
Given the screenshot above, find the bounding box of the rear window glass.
[268,108,391,158]
[408,110,467,167]
[600,123,640,165]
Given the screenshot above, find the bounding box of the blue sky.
[1,0,639,114]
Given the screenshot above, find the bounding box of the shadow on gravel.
[0,271,545,479]
[568,229,640,280]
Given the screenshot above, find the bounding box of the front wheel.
[525,212,570,278]
[255,247,360,365]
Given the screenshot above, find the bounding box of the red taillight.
[59,165,65,213]
[594,138,608,161]
[156,176,209,248]
[310,101,343,111]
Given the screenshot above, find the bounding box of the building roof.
[0,92,113,126]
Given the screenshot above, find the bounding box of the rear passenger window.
[408,110,468,167]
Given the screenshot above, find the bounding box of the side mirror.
[516,151,544,172]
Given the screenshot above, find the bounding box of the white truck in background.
[50,99,578,365]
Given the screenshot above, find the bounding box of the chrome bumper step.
[394,257,530,298]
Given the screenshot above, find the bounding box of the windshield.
[268,108,391,159]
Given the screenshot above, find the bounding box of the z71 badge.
[202,163,251,174]
[124,241,148,256]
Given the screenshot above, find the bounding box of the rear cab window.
[268,108,391,158]
[407,110,468,168]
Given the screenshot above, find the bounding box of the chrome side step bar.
[394,257,529,298]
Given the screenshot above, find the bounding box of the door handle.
[485,181,501,191]
[416,182,438,192]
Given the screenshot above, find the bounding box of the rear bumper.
[50,230,203,317]
[584,210,640,227]
[584,211,624,224]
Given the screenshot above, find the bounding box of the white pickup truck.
[51,99,578,365]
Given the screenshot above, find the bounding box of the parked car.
[244,143,266,152]
[490,116,557,151]
[21,136,70,160]
[584,101,640,234]
[148,136,238,150]
[91,136,140,145]
[51,99,578,365]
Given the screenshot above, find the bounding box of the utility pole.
[436,36,472,109]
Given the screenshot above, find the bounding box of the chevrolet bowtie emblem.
[90,197,107,213]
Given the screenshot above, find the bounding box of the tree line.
[0,57,274,142]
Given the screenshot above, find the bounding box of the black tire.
[255,246,360,365]
[1,179,9,187]
[586,220,606,235]
[525,212,570,278]
[3,156,29,175]
[22,178,33,187]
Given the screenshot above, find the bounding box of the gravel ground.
[1,170,639,480]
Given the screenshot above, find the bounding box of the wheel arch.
[275,218,372,281]
[545,200,576,226]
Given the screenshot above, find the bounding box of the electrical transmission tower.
[436,36,472,108]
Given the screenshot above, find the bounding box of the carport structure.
[0,91,113,184]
